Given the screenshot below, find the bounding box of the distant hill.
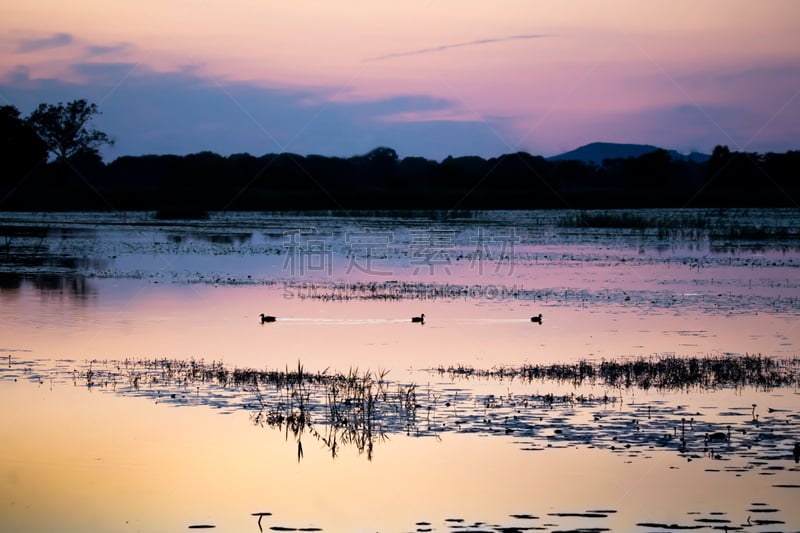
[548,142,709,164]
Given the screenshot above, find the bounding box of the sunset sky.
[1,1,799,160]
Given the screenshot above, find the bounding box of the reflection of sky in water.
[3,361,799,532]
[2,282,798,372]
[1,210,799,532]
[0,279,800,372]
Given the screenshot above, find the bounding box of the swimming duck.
[705,431,728,442]
[531,314,543,324]
[259,314,276,323]
[411,313,425,324]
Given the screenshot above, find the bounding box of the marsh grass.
[0,224,50,266]
[435,354,800,392]
[279,281,800,318]
[13,353,798,463]
[284,280,525,302]
[557,209,800,242]
[78,358,419,460]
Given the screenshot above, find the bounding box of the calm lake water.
[1,209,799,533]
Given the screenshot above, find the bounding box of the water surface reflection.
[1,209,799,532]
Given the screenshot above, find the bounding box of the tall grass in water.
[60,354,800,462]
[556,209,799,242]
[243,362,414,460]
[436,354,800,392]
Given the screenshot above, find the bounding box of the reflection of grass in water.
[283,280,525,302]
[20,353,798,463]
[249,363,421,461]
[279,281,798,317]
[15,354,799,531]
[436,354,800,392]
[76,358,418,461]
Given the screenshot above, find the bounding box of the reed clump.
[77,358,419,460]
[284,280,526,302]
[45,353,800,463]
[435,354,800,392]
[556,209,799,242]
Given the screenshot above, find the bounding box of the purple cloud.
[0,63,511,160]
[2,42,797,161]
[85,43,132,57]
[16,32,74,53]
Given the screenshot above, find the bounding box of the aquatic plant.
[283,280,526,302]
[434,354,800,392]
[11,353,800,465]
[556,208,800,242]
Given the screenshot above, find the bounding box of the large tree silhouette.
[0,105,48,181]
[26,99,113,162]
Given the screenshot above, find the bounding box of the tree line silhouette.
[2,100,799,212]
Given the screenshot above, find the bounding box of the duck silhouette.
[411,313,425,324]
[531,314,543,324]
[705,431,728,443]
[259,314,276,323]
